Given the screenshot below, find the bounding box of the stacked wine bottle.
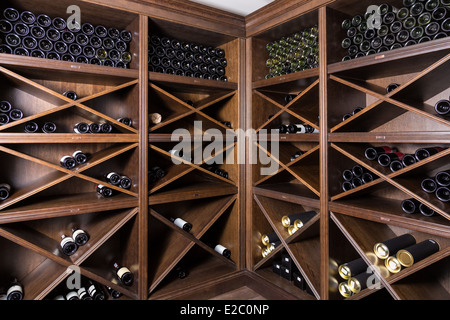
[148,35,228,81]
[0,8,133,68]
[340,1,449,61]
[0,100,23,125]
[264,25,319,79]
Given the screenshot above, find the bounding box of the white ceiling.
[189,0,275,16]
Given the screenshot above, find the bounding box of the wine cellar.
[0,0,448,302]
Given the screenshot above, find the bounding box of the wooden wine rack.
[247,0,449,301]
[0,0,448,301]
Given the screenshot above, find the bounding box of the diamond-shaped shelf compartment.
[253,194,320,298]
[329,51,450,134]
[78,210,139,299]
[330,212,450,300]
[0,142,139,214]
[255,142,320,198]
[0,65,138,137]
[148,142,237,195]
[252,75,320,134]
[148,196,237,295]
[330,142,450,222]
[0,207,138,299]
[148,81,237,135]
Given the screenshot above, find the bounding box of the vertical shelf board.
[138,14,149,300]
[318,5,329,300]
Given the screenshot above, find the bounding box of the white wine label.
[7,285,23,296]
[295,124,306,133]
[72,229,86,239]
[117,267,131,279]
[88,284,96,296]
[60,236,75,247]
[65,291,78,300]
[0,183,11,191]
[173,218,187,229]
[214,244,227,255]
[107,172,118,179]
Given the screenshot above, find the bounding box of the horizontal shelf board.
[0,53,139,79]
[253,184,319,207]
[329,132,450,144]
[328,38,450,78]
[0,193,138,224]
[257,133,320,142]
[329,197,450,237]
[149,72,238,90]
[0,134,138,144]
[252,67,319,90]
[149,181,238,204]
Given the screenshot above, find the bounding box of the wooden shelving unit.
[0,0,448,301]
[247,0,449,301]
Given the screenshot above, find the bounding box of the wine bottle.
[62,90,78,101]
[9,109,23,121]
[77,286,93,300]
[42,121,56,133]
[72,150,87,165]
[97,184,114,197]
[105,286,122,299]
[348,272,372,294]
[390,160,404,172]
[148,166,165,182]
[0,113,10,125]
[434,99,449,115]
[89,123,101,133]
[361,172,375,184]
[72,227,89,246]
[401,198,421,214]
[378,152,405,167]
[118,117,133,127]
[6,278,23,300]
[87,280,106,300]
[421,177,438,193]
[60,155,77,169]
[0,101,12,114]
[119,175,132,189]
[214,243,231,258]
[419,203,435,216]
[386,83,400,93]
[402,154,417,166]
[338,257,366,280]
[364,146,397,160]
[396,239,440,267]
[65,290,79,300]
[74,122,89,134]
[105,172,121,185]
[173,265,188,279]
[435,170,450,187]
[436,186,449,202]
[114,262,134,286]
[170,217,192,232]
[149,113,162,125]
[342,180,354,192]
[415,146,444,160]
[24,121,38,133]
[373,234,416,259]
[60,234,78,256]
[100,122,113,133]
[0,183,11,201]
